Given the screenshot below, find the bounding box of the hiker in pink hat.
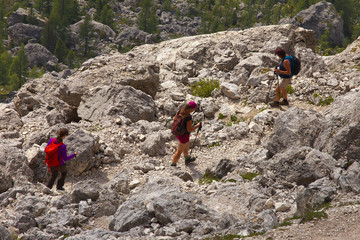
[171,101,201,166]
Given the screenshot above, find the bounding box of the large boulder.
[71,19,116,40]
[7,23,42,45]
[7,8,46,27]
[0,104,23,131]
[25,43,58,68]
[61,129,101,176]
[140,133,167,157]
[0,140,33,183]
[109,174,234,234]
[78,85,157,123]
[314,91,360,162]
[266,147,337,187]
[266,107,326,157]
[115,27,155,48]
[280,1,344,46]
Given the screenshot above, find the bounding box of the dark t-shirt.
[178,110,192,135]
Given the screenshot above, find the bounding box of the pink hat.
[188,101,197,109]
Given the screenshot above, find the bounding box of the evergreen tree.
[79,15,95,57]
[10,44,29,89]
[54,38,67,62]
[99,5,115,29]
[65,49,76,68]
[137,0,158,34]
[163,0,172,11]
[0,51,12,86]
[41,11,60,52]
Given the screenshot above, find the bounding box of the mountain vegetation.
[0,0,359,94]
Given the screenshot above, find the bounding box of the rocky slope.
[0,24,359,240]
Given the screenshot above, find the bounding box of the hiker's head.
[275,47,286,59]
[57,128,69,141]
[183,101,197,114]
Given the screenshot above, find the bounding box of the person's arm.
[58,145,76,163]
[275,59,291,75]
[186,119,201,132]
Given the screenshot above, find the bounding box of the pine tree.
[10,44,29,90]
[0,51,12,86]
[41,11,60,52]
[100,5,115,29]
[54,38,67,62]
[79,15,95,57]
[137,0,158,34]
[65,49,76,68]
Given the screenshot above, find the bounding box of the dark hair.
[56,128,69,142]
[274,47,286,58]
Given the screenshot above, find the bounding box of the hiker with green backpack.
[171,101,202,167]
[45,128,77,191]
[270,47,300,107]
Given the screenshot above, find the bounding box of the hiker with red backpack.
[270,47,298,107]
[171,101,201,167]
[45,128,77,191]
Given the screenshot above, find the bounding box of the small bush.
[218,113,225,119]
[300,210,328,223]
[319,96,334,106]
[286,85,295,94]
[230,115,237,122]
[190,78,220,98]
[198,173,219,185]
[240,172,261,181]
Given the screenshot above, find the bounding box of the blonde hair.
[180,104,193,117]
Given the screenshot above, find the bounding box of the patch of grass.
[204,231,265,240]
[319,95,334,106]
[243,99,248,106]
[230,115,237,122]
[198,173,219,185]
[218,113,226,119]
[279,218,293,227]
[240,172,261,181]
[286,85,295,94]
[207,142,221,148]
[300,210,328,223]
[222,178,237,183]
[190,78,220,98]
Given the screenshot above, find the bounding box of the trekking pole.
[190,122,202,156]
[274,68,283,111]
[265,75,274,104]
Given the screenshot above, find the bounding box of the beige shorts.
[279,78,291,89]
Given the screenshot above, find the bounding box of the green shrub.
[190,78,220,98]
[286,85,295,94]
[218,113,225,119]
[230,115,237,122]
[198,173,219,185]
[240,172,261,181]
[300,210,328,223]
[319,96,334,106]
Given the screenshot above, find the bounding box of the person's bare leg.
[183,142,190,158]
[172,142,186,164]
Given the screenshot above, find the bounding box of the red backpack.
[45,139,63,169]
[171,111,187,136]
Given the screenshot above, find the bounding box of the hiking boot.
[170,162,177,167]
[57,187,65,191]
[280,99,289,105]
[185,156,196,165]
[269,101,280,107]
